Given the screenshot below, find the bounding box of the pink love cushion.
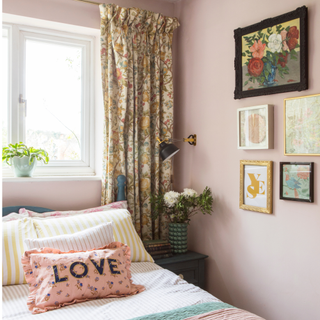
[21,242,145,314]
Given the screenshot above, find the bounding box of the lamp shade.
[159,141,180,161]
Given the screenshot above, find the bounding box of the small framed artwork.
[237,104,274,149]
[240,160,273,214]
[284,93,320,155]
[280,162,314,202]
[234,6,308,99]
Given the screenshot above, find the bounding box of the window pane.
[25,39,82,161]
[2,28,9,149]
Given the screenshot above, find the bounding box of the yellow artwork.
[246,173,265,199]
[240,160,273,214]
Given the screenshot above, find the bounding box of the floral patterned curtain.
[99,4,179,240]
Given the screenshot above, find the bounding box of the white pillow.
[24,222,114,252]
[32,209,153,262]
[2,212,26,222]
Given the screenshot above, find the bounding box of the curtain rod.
[73,0,101,5]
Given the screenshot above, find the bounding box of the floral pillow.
[22,242,145,314]
[4,201,127,220]
[2,212,23,222]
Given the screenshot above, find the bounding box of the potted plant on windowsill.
[2,142,49,177]
[150,187,213,253]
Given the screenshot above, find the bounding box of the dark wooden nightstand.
[154,251,208,289]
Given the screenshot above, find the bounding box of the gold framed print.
[284,93,320,155]
[240,160,273,214]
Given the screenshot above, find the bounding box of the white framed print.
[237,105,274,150]
[240,160,273,214]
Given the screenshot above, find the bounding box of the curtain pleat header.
[99,3,179,34]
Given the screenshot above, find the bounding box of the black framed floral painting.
[234,6,308,99]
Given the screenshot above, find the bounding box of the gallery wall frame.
[237,104,274,150]
[240,160,273,214]
[284,93,320,156]
[280,162,314,202]
[234,6,308,99]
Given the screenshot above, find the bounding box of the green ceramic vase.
[12,156,37,177]
[169,223,188,253]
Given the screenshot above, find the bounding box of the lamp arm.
[156,137,167,144]
[157,134,197,146]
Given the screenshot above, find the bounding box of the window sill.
[3,176,102,182]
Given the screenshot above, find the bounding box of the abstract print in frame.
[280,162,314,202]
[234,6,308,99]
[284,93,320,155]
[237,104,274,149]
[240,160,273,214]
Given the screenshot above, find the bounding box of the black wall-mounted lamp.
[157,134,197,161]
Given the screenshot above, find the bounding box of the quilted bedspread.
[2,262,264,320]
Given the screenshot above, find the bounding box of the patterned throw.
[99,4,179,240]
[184,308,266,320]
[130,302,265,320]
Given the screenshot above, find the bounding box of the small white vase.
[12,156,37,177]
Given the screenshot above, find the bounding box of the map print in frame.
[280,162,314,202]
[284,93,320,155]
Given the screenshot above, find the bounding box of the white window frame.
[2,20,95,176]
[2,26,12,148]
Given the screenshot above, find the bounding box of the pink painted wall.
[2,0,174,211]
[173,1,320,320]
[3,180,101,210]
[2,0,174,29]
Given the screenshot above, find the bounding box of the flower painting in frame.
[234,6,308,99]
[280,162,314,202]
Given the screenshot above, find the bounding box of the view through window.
[2,22,94,175]
[25,39,82,161]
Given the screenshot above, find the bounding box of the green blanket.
[130,302,235,320]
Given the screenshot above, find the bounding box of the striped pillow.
[32,209,153,262]
[2,218,38,285]
[24,222,114,252]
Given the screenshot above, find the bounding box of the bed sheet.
[2,262,220,320]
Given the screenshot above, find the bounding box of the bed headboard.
[2,206,53,216]
[2,175,126,217]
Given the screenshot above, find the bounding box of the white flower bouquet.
[150,187,213,224]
